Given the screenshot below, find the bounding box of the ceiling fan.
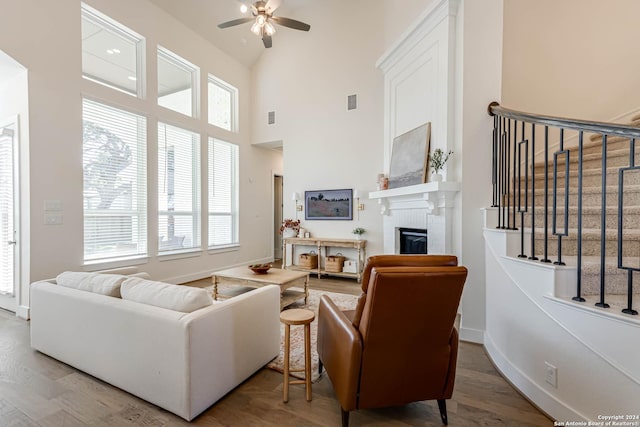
[218,0,311,48]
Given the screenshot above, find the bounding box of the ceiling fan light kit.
[218,0,310,48]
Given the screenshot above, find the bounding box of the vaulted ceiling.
[148,0,310,67]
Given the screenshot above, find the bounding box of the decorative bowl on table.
[248,263,272,274]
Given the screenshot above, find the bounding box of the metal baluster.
[507,119,512,229]
[553,129,568,266]
[512,120,518,230]
[619,137,638,315]
[491,116,499,208]
[518,124,528,258]
[573,131,586,302]
[529,124,539,260]
[541,126,551,263]
[498,117,505,228]
[596,135,610,308]
[499,117,506,229]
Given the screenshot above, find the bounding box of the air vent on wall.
[347,94,357,111]
[268,111,276,125]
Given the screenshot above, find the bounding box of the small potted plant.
[352,227,365,240]
[429,148,453,182]
[280,219,301,238]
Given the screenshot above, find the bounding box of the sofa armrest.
[183,285,281,420]
[317,294,363,411]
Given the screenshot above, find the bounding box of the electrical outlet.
[545,361,557,388]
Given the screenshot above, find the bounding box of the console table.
[282,237,367,282]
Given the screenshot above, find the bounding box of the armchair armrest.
[317,295,363,411]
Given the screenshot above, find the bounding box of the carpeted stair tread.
[528,205,640,215]
[532,147,638,170]
[528,184,640,196]
[530,166,635,181]
[531,226,640,237]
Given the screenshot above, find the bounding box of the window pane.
[158,123,200,252]
[208,138,238,247]
[81,4,143,96]
[208,75,237,132]
[158,47,198,117]
[208,215,232,247]
[83,99,147,261]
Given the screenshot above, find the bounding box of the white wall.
[252,0,386,255]
[502,0,640,121]
[484,229,640,421]
[456,0,503,341]
[0,0,281,308]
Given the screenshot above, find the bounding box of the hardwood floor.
[0,272,551,426]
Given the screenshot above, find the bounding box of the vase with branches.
[429,148,453,182]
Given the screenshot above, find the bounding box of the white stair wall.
[483,226,640,422]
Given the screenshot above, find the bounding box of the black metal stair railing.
[488,102,640,316]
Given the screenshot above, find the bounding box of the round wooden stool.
[279,308,315,403]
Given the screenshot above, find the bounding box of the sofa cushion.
[121,278,213,313]
[56,271,127,297]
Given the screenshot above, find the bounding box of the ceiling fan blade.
[218,17,254,29]
[263,34,273,48]
[271,16,311,31]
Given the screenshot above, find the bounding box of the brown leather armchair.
[317,255,467,426]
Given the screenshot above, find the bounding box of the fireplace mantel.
[368,181,460,215]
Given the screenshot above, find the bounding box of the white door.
[0,120,18,313]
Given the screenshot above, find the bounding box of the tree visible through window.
[83,99,147,262]
[83,122,131,210]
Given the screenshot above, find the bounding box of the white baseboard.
[483,331,587,423]
[459,326,484,344]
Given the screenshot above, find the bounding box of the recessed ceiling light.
[106,49,114,54]
[128,76,137,81]
[240,4,248,13]
[113,48,121,54]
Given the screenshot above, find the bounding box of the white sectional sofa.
[30,271,281,421]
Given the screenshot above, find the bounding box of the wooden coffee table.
[212,266,309,310]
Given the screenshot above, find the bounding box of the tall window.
[83,99,147,262]
[81,3,144,97]
[158,47,199,117]
[208,138,239,247]
[208,74,238,132]
[158,123,201,253]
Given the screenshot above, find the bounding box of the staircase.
[492,106,640,316]
[483,104,640,423]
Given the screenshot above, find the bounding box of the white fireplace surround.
[369,182,460,254]
[373,0,460,257]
